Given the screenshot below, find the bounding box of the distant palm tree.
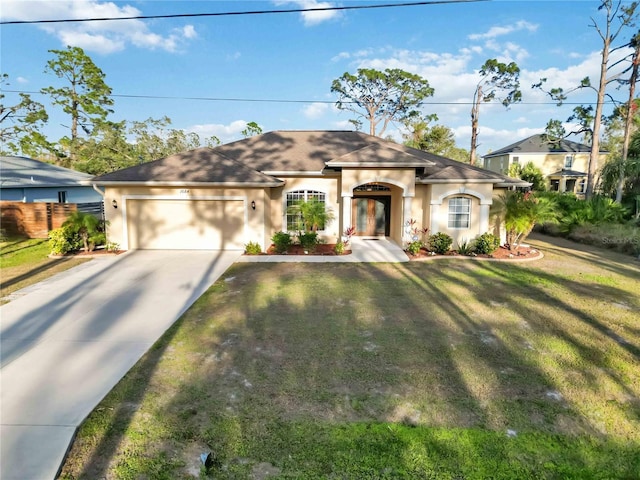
[491,191,557,250]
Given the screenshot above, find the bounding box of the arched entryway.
[352,183,394,237]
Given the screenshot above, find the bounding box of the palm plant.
[491,191,558,250]
[62,211,104,252]
[288,198,335,232]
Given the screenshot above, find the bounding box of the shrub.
[456,239,473,255]
[271,231,292,254]
[62,211,106,252]
[343,226,356,246]
[429,232,453,254]
[48,225,82,255]
[298,231,319,251]
[474,232,500,255]
[105,241,120,253]
[244,241,262,255]
[334,241,345,255]
[558,195,629,233]
[406,240,423,255]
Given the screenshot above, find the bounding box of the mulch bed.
[408,245,541,261]
[262,244,352,256]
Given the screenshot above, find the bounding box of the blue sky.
[1,0,636,156]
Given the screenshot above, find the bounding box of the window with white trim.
[512,156,520,165]
[285,190,327,231]
[564,155,574,168]
[577,178,586,193]
[448,196,471,229]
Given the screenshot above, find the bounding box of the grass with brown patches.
[1,236,90,303]
[58,234,640,479]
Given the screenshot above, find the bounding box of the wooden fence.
[0,201,104,238]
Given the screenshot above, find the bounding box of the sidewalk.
[237,237,409,263]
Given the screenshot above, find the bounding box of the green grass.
[58,234,640,479]
[0,236,90,302]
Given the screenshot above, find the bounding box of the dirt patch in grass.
[59,234,640,479]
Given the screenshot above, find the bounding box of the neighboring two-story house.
[482,134,608,196]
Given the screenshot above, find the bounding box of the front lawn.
[59,235,640,479]
[0,236,90,302]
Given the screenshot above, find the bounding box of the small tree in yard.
[62,211,105,252]
[288,198,335,233]
[492,191,558,251]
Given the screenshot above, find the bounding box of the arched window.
[285,190,327,231]
[448,196,471,229]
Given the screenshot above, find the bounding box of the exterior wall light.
[251,200,256,210]
[112,199,118,209]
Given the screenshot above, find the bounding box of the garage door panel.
[127,199,244,250]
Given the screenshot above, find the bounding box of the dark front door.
[353,196,390,236]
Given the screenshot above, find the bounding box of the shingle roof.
[0,155,93,188]
[326,142,435,167]
[91,130,528,186]
[484,134,597,158]
[92,148,284,186]
[548,169,588,177]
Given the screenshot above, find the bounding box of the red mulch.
[408,245,540,261]
[262,244,351,256]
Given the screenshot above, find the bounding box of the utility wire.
[0,0,486,25]
[0,89,617,105]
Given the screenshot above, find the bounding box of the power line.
[0,0,486,25]
[1,89,618,106]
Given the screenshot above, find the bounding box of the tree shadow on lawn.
[406,256,640,433]
[0,238,48,257]
[0,256,78,289]
[527,232,640,280]
[64,257,639,478]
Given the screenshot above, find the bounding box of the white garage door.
[126,199,245,250]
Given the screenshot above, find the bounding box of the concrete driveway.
[0,250,241,480]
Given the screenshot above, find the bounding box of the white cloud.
[302,102,330,119]
[273,0,340,26]
[468,20,538,41]
[187,120,255,144]
[334,42,630,153]
[453,125,543,154]
[0,0,197,54]
[182,25,197,39]
[333,119,355,130]
[16,77,28,84]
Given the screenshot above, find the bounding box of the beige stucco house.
[92,131,527,251]
[483,134,607,196]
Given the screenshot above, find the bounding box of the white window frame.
[577,178,586,193]
[512,156,520,165]
[447,196,471,229]
[564,155,574,168]
[284,189,327,232]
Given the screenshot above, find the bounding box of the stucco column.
[479,204,490,233]
[403,195,413,243]
[342,194,352,235]
[430,203,439,234]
